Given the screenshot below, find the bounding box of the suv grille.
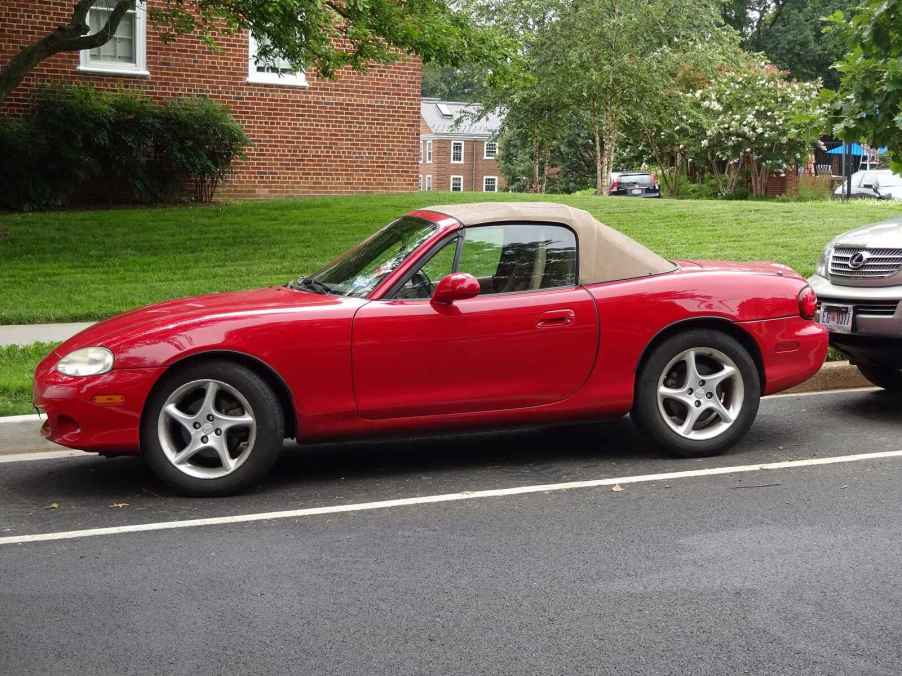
[830,247,902,278]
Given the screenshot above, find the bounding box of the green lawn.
[2,193,901,324]
[0,342,58,416]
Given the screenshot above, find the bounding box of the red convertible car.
[34,203,827,495]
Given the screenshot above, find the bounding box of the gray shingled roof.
[421,98,503,138]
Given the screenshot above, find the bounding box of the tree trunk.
[0,1,133,104]
[531,136,542,193]
[599,127,616,195]
[593,123,604,195]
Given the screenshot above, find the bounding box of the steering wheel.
[409,269,433,298]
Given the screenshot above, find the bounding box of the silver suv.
[809,214,902,391]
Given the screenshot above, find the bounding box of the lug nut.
[193,422,201,429]
[687,388,694,395]
[699,380,706,386]
[694,400,701,407]
[207,414,215,422]
[215,429,222,436]
[706,392,713,399]
[201,435,209,443]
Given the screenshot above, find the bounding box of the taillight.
[651,172,658,188]
[798,286,817,320]
[609,180,620,193]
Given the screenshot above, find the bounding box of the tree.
[422,64,484,100]
[1,0,506,103]
[694,59,822,196]
[540,0,730,194]
[827,0,902,173]
[722,0,856,89]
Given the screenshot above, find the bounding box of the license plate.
[631,188,643,195]
[820,303,853,333]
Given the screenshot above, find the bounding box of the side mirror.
[431,273,480,305]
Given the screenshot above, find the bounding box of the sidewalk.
[0,322,94,347]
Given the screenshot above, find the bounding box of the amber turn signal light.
[92,394,125,406]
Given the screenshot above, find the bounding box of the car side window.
[458,224,577,294]
[394,237,458,299]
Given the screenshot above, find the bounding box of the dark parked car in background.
[609,172,661,198]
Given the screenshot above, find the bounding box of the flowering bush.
[691,60,823,196]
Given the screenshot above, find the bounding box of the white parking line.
[0,450,92,464]
[2,448,902,546]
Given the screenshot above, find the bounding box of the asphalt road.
[2,388,902,675]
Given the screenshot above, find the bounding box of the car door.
[352,223,599,419]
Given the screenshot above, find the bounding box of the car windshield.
[294,216,437,298]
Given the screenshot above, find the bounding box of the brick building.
[419,98,504,193]
[0,0,421,197]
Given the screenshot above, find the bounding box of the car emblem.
[849,251,871,269]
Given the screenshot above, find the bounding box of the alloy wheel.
[156,379,257,479]
[656,348,745,441]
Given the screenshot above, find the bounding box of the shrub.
[0,85,249,210]
[156,97,250,203]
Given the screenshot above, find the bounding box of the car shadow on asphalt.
[9,417,662,503]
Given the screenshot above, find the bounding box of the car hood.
[676,259,804,280]
[54,287,357,359]
[832,215,902,248]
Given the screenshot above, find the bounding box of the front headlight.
[55,347,114,377]
[815,243,833,277]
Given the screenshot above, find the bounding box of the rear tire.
[142,360,285,496]
[857,365,902,393]
[632,330,760,458]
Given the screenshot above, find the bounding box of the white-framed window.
[79,0,148,76]
[451,175,464,192]
[484,142,498,160]
[483,176,498,193]
[248,34,307,87]
[451,141,464,163]
[425,175,433,191]
[426,140,433,164]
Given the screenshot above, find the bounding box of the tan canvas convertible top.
[428,202,676,285]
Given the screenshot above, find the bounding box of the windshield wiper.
[288,276,333,295]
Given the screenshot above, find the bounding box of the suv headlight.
[55,347,114,377]
[815,243,833,277]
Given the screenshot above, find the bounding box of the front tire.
[632,330,761,458]
[857,365,902,393]
[142,360,285,496]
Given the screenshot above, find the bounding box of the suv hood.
[833,215,902,248]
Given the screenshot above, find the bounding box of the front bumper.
[808,273,902,367]
[809,273,902,338]
[33,355,163,455]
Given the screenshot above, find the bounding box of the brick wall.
[0,0,421,197]
[418,137,505,193]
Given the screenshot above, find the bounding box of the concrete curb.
[0,361,877,458]
[781,360,872,394]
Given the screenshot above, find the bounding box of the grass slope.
[2,193,901,324]
[0,342,57,416]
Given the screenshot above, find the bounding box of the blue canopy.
[827,143,888,156]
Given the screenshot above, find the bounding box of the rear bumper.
[739,316,828,395]
[33,356,162,455]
